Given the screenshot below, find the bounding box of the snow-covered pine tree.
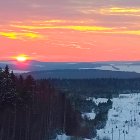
[0,66,17,108]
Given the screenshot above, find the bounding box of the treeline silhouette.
[0,66,113,140]
[0,66,83,140]
[50,79,140,98]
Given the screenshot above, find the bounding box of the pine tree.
[0,66,17,108]
[4,65,9,76]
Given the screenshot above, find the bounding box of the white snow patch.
[55,134,70,140]
[55,134,91,140]
[89,98,108,105]
[82,112,96,120]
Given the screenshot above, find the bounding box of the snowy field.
[56,93,140,140]
[96,93,140,140]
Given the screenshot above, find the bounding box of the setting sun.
[16,55,28,62]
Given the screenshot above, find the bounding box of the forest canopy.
[0,66,113,140]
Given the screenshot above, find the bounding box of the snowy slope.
[96,93,140,140]
[56,93,140,140]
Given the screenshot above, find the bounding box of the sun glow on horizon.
[16,55,28,62]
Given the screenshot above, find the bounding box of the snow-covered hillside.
[56,93,140,140]
[96,93,140,140]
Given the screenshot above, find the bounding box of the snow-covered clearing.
[56,93,140,140]
[96,93,140,140]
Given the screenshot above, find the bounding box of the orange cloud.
[100,7,140,16]
[11,24,113,32]
[10,22,140,36]
[0,32,17,39]
[114,30,140,36]
[79,7,140,17]
[0,31,44,40]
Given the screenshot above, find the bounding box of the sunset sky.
[0,0,140,62]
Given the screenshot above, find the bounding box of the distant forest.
[50,78,140,98]
[24,69,140,79]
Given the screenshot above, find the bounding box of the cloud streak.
[9,20,140,36]
[0,31,44,40]
[11,24,113,31]
[100,7,140,16]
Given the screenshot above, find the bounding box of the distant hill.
[23,69,140,79]
[0,60,140,73]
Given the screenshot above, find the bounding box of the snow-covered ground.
[55,134,91,140]
[96,93,140,140]
[55,134,70,140]
[82,112,96,120]
[56,93,140,140]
